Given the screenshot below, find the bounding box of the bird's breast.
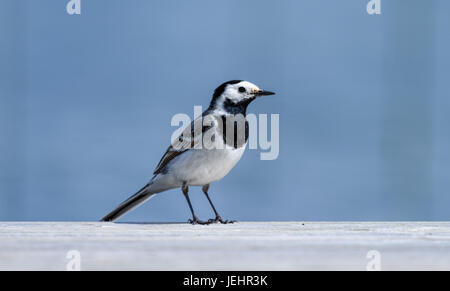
[168,145,247,186]
[218,116,249,149]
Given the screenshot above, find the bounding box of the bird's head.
[208,80,275,115]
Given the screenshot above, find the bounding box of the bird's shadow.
[115,221,188,225]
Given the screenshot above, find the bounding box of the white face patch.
[214,81,260,111]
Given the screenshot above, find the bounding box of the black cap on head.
[212,80,242,101]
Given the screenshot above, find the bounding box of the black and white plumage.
[100,80,275,224]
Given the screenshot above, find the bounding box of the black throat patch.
[222,97,256,115]
[219,115,249,149]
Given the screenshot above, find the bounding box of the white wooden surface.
[0,221,449,270]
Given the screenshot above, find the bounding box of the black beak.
[254,90,275,96]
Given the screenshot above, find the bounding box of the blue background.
[1,0,449,221]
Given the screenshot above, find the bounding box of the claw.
[188,216,211,225]
[188,215,236,225]
[209,216,236,224]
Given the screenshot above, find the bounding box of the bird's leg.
[182,183,209,225]
[202,184,235,224]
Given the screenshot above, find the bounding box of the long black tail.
[100,183,155,222]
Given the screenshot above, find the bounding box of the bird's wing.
[153,114,217,175]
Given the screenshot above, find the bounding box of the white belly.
[169,145,246,185]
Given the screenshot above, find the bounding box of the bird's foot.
[208,216,236,224]
[188,216,210,225]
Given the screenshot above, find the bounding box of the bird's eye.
[238,87,246,93]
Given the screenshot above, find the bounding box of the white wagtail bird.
[101,80,275,224]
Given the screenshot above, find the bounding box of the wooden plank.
[0,222,449,270]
